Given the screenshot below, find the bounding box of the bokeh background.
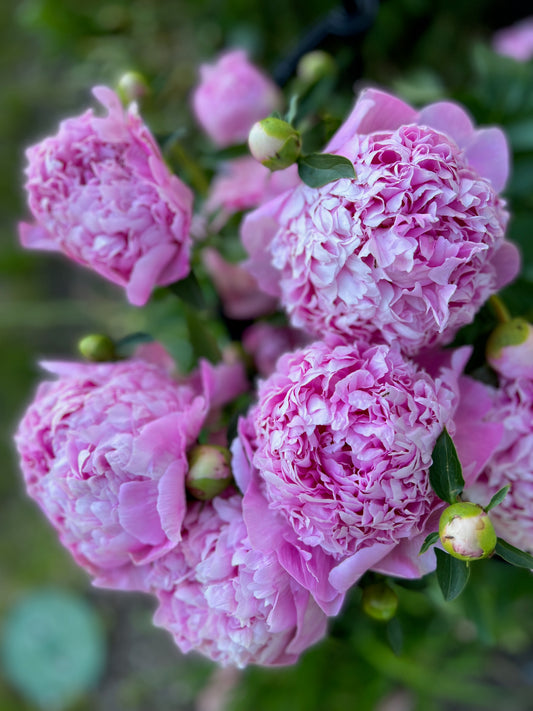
[2,1,533,709]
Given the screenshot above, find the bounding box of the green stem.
[489,295,511,324]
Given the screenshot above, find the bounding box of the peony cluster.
[19,87,193,306]
[232,340,471,613]
[243,89,519,354]
[16,47,528,670]
[149,494,327,668]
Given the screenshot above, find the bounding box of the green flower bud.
[186,445,233,501]
[117,71,150,104]
[297,50,336,84]
[248,118,301,171]
[78,334,116,362]
[362,583,398,622]
[439,502,497,561]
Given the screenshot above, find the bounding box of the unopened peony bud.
[117,71,150,104]
[487,317,533,380]
[186,445,233,501]
[297,50,336,84]
[78,334,116,362]
[362,583,398,622]
[248,118,301,172]
[439,502,496,561]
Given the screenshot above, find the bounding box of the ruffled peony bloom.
[493,17,533,62]
[19,86,193,306]
[192,49,281,148]
[150,494,328,667]
[14,352,246,588]
[243,88,519,355]
[466,376,533,554]
[232,339,471,612]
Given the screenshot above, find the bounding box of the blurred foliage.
[2,0,533,709]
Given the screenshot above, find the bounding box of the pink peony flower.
[232,339,470,611]
[243,88,519,355]
[14,352,245,588]
[202,248,277,320]
[150,494,328,667]
[192,49,281,148]
[242,322,311,377]
[19,86,193,306]
[493,17,533,62]
[205,156,299,231]
[466,376,533,554]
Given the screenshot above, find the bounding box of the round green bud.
[117,71,150,104]
[186,445,233,501]
[248,118,301,172]
[487,317,530,358]
[78,334,116,362]
[362,583,398,622]
[297,50,336,84]
[439,502,497,561]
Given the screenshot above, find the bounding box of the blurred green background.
[2,0,533,709]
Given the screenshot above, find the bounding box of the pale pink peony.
[243,88,519,355]
[242,322,311,377]
[192,49,281,148]
[19,86,193,306]
[493,17,533,62]
[466,376,533,554]
[232,339,470,611]
[150,494,328,667]
[202,248,277,320]
[14,352,245,588]
[205,156,299,231]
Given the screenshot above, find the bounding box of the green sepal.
[485,485,511,513]
[419,531,439,555]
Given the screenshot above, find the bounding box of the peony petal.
[491,240,521,290]
[126,243,181,307]
[18,222,61,252]
[464,127,510,192]
[327,88,416,154]
[118,479,166,546]
[328,543,396,593]
[416,101,475,147]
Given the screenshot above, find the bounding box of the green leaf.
[485,485,511,513]
[115,331,153,358]
[168,271,206,310]
[184,307,222,364]
[419,531,439,555]
[285,94,299,125]
[495,538,533,568]
[429,428,465,504]
[435,548,470,601]
[297,153,356,188]
[386,617,403,656]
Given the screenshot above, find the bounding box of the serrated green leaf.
[485,485,511,512]
[495,538,533,568]
[419,531,439,555]
[297,153,355,188]
[429,428,465,504]
[435,548,470,601]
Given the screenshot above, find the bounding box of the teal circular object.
[1,588,106,709]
